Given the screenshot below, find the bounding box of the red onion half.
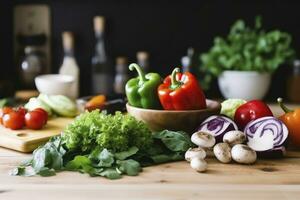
[244,116,288,157]
[198,115,238,142]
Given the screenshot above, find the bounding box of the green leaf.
[99,168,122,180]
[150,152,183,164]
[115,146,139,160]
[63,110,152,153]
[152,130,192,152]
[65,155,94,174]
[9,166,36,177]
[32,148,52,172]
[98,149,114,167]
[117,159,141,176]
[200,15,295,78]
[38,167,56,177]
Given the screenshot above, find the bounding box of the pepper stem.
[129,63,147,83]
[170,68,181,89]
[277,97,293,113]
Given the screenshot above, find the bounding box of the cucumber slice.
[38,94,77,117]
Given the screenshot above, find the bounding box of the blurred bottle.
[91,16,114,95]
[20,46,46,89]
[181,47,195,73]
[137,51,150,73]
[59,32,79,99]
[114,57,129,95]
[287,60,300,103]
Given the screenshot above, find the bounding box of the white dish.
[35,74,75,98]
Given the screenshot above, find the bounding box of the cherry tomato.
[33,108,48,125]
[25,110,47,130]
[16,107,27,117]
[2,111,25,130]
[0,107,13,124]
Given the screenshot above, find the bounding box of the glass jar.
[287,60,300,103]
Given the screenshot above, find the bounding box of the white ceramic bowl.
[35,74,74,97]
[218,71,271,100]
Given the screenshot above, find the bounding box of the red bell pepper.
[158,68,206,110]
[234,100,273,129]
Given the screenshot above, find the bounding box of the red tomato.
[0,107,13,124]
[2,111,25,130]
[33,108,48,124]
[16,107,27,116]
[25,110,47,130]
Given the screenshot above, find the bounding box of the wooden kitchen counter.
[0,104,300,200]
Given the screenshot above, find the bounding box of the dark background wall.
[0,0,299,99]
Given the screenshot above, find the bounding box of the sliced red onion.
[244,116,288,157]
[198,115,238,142]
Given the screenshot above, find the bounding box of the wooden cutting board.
[0,117,74,153]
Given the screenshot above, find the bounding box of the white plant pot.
[218,71,271,100]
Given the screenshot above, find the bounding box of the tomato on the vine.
[2,111,25,130]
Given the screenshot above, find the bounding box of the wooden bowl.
[126,99,221,134]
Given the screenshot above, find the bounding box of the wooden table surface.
[0,104,300,200]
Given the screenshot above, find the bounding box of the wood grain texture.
[0,117,73,152]
[0,151,300,200]
[0,104,299,200]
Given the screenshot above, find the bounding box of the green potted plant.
[200,16,294,100]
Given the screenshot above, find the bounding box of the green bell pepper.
[125,63,162,109]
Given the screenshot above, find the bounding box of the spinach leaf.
[12,123,192,180]
[117,159,141,176]
[99,168,122,180]
[10,166,36,177]
[32,148,52,171]
[38,167,56,177]
[150,152,183,164]
[115,146,139,160]
[65,155,94,174]
[153,130,192,152]
[97,149,114,167]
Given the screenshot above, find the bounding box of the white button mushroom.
[223,130,246,147]
[190,158,207,172]
[185,147,206,162]
[213,143,232,163]
[231,144,257,164]
[203,147,215,158]
[191,131,216,148]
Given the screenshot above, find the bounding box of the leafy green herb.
[12,112,192,180]
[117,159,141,176]
[99,168,122,179]
[38,167,56,177]
[152,130,192,152]
[9,166,36,177]
[98,149,115,167]
[200,16,294,78]
[63,110,152,152]
[115,146,139,160]
[149,152,183,164]
[65,156,93,173]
